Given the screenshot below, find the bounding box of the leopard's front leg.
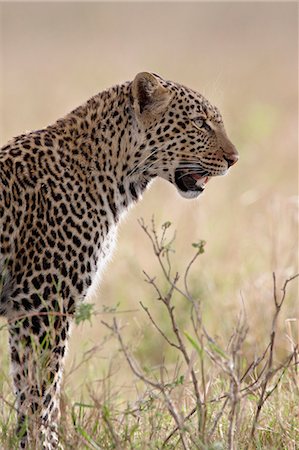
[9,309,71,449]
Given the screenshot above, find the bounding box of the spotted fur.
[0,72,238,449]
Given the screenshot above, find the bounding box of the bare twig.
[140,301,180,350]
[103,318,191,450]
[249,272,299,443]
[100,219,298,449]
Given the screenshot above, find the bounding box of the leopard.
[0,72,238,449]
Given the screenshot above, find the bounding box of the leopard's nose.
[223,141,239,167]
[224,152,239,167]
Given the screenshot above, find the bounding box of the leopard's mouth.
[174,167,210,199]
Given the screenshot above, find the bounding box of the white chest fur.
[85,226,117,300]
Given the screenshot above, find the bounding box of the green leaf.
[176,374,185,385]
[192,240,206,254]
[208,341,228,360]
[102,302,120,313]
[183,331,204,359]
[76,425,101,449]
[75,303,95,325]
[247,394,258,402]
[162,221,172,229]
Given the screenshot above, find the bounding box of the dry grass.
[0,2,298,449]
[1,219,295,449]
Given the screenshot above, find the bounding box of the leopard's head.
[131,72,238,199]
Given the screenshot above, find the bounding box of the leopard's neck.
[49,82,152,224]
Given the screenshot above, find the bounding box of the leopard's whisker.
[130,153,168,176]
[128,147,160,177]
[135,155,170,176]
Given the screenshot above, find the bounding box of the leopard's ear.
[132,72,172,119]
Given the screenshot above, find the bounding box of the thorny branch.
[249,272,299,444]
[105,219,299,449]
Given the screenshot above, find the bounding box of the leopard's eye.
[193,118,204,128]
[192,117,211,131]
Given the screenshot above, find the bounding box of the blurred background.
[0,2,298,400]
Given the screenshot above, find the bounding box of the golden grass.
[0,2,298,448]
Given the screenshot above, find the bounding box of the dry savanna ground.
[0,3,298,449]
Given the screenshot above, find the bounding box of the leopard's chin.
[176,189,203,199]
